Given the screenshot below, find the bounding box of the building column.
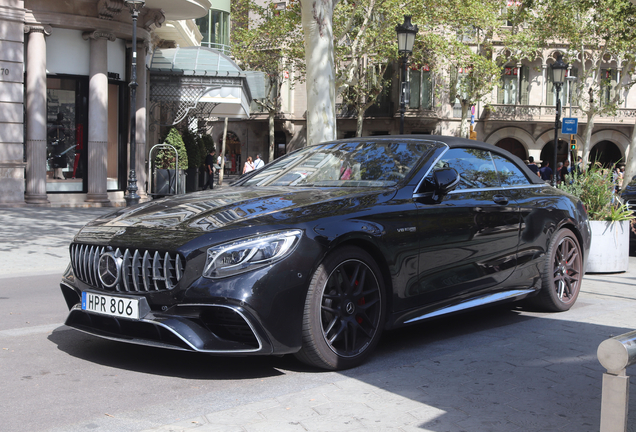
[24,24,51,206]
[541,63,547,106]
[0,1,26,207]
[84,31,115,205]
[136,41,148,199]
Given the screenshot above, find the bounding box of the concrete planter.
[586,220,630,273]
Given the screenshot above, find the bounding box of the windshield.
[237,140,434,188]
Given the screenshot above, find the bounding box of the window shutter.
[409,69,421,109]
[610,70,617,102]
[520,66,529,105]
[547,73,554,106]
[422,71,432,109]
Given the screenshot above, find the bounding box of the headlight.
[203,230,303,279]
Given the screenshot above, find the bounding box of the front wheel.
[295,246,386,370]
[535,228,583,312]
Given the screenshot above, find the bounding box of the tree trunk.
[460,103,470,139]
[300,0,337,146]
[269,110,275,162]
[219,117,228,185]
[582,111,595,169]
[622,119,636,193]
[356,110,364,137]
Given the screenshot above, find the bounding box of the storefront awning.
[148,46,266,125]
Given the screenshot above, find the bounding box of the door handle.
[493,194,509,205]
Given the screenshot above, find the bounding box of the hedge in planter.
[182,129,207,192]
[559,164,633,273]
[156,128,188,170]
[155,128,188,195]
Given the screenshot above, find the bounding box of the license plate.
[81,292,140,319]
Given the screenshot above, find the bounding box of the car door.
[396,147,521,311]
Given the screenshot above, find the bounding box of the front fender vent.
[70,243,185,292]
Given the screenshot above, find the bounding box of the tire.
[534,228,583,312]
[295,246,386,370]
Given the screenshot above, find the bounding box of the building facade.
[0,0,210,207]
[197,3,635,171]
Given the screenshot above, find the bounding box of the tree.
[299,0,340,145]
[426,0,512,139]
[523,0,636,174]
[231,0,303,160]
[332,0,404,137]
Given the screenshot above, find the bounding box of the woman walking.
[243,156,255,174]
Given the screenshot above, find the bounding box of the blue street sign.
[562,118,578,134]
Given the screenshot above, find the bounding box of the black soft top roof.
[331,135,546,186]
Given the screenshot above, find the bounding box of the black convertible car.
[60,136,590,370]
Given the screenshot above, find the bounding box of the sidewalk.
[137,265,636,432]
[2,206,636,431]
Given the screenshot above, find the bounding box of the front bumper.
[61,281,275,355]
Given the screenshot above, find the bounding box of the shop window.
[46,77,87,192]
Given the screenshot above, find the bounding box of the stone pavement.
[137,267,636,432]
[2,206,636,431]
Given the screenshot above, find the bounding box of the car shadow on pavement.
[47,328,295,379]
[46,298,636,431]
[335,302,636,432]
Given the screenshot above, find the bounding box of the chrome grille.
[70,243,185,292]
[627,200,636,213]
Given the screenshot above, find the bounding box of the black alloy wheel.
[295,246,385,370]
[537,228,583,312]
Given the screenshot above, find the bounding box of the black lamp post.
[550,53,568,187]
[124,0,145,207]
[396,15,418,135]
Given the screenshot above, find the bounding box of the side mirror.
[431,167,460,202]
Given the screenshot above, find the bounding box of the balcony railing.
[486,104,636,123]
[201,41,231,55]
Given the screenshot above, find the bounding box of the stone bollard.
[597,330,636,432]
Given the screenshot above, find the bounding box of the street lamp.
[550,52,568,187]
[124,0,145,207]
[396,15,418,135]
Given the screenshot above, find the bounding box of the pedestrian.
[575,156,583,174]
[526,156,539,176]
[204,149,216,190]
[539,161,552,183]
[614,165,624,193]
[254,154,264,170]
[556,162,563,183]
[560,160,570,184]
[243,156,255,174]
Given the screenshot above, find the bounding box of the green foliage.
[200,135,216,155]
[231,0,304,112]
[155,128,188,170]
[559,164,634,221]
[518,0,636,164]
[333,0,405,131]
[182,129,207,169]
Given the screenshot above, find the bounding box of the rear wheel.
[295,246,385,370]
[535,228,583,312]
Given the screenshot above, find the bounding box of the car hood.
[83,186,395,234]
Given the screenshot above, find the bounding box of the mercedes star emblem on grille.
[98,252,122,288]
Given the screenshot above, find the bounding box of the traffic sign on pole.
[562,118,578,134]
